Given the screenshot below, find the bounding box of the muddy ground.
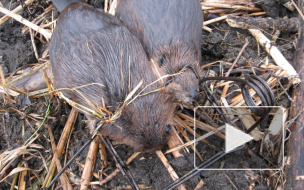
[0,0,298,189]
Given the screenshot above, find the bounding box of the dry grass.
[0,0,299,189]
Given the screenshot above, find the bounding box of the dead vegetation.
[0,0,303,189]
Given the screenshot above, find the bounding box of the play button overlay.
[193,106,284,170]
[225,123,253,153]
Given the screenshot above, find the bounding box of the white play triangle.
[225,123,253,153]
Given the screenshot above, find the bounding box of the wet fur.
[49,3,175,152]
[116,0,203,103]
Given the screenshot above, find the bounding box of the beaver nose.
[189,89,198,100]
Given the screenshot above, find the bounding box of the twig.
[203,25,212,32]
[42,108,78,187]
[0,5,52,40]
[249,29,300,84]
[0,0,34,25]
[178,113,225,139]
[46,124,72,190]
[104,0,108,12]
[166,125,225,154]
[204,15,228,26]
[22,4,55,34]
[99,138,108,168]
[291,0,304,21]
[18,164,27,190]
[167,127,184,158]
[225,38,249,77]
[108,0,117,15]
[223,172,238,190]
[172,120,204,162]
[81,136,99,190]
[99,152,140,186]
[10,163,21,190]
[156,151,186,190]
[29,29,39,60]
[194,180,204,190]
[24,98,51,146]
[201,2,261,11]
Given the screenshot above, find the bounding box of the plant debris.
[0,0,302,189]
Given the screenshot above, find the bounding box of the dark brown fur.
[116,0,203,103]
[49,3,175,152]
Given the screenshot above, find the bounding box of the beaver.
[6,0,85,93]
[49,2,175,152]
[116,0,204,104]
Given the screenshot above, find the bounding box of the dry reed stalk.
[245,12,267,17]
[80,136,99,190]
[249,29,300,84]
[108,0,117,15]
[99,139,108,169]
[230,67,288,108]
[166,125,225,154]
[235,108,263,141]
[0,62,13,100]
[221,83,229,97]
[170,121,204,162]
[0,64,6,85]
[22,4,55,34]
[177,113,225,139]
[99,152,140,186]
[201,60,232,70]
[268,107,287,136]
[174,116,210,146]
[291,0,304,20]
[156,151,186,190]
[167,127,184,158]
[203,25,212,32]
[220,97,235,120]
[204,9,237,14]
[104,0,108,12]
[194,179,204,190]
[0,5,52,40]
[201,2,261,11]
[223,172,238,190]
[203,0,254,5]
[28,88,50,96]
[175,124,191,153]
[10,163,21,190]
[42,108,78,187]
[0,83,33,98]
[0,136,38,183]
[225,38,249,77]
[0,0,34,25]
[7,61,50,84]
[218,38,249,110]
[46,123,72,190]
[43,68,53,98]
[215,81,234,88]
[18,166,27,190]
[29,28,39,60]
[76,162,99,179]
[203,15,229,26]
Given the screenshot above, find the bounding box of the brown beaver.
[116,0,203,103]
[49,2,176,152]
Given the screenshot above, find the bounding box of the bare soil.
[0,0,298,189]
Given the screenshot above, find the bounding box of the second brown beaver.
[49,2,176,152]
[116,0,204,104]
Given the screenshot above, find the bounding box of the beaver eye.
[165,125,171,135]
[158,56,166,67]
